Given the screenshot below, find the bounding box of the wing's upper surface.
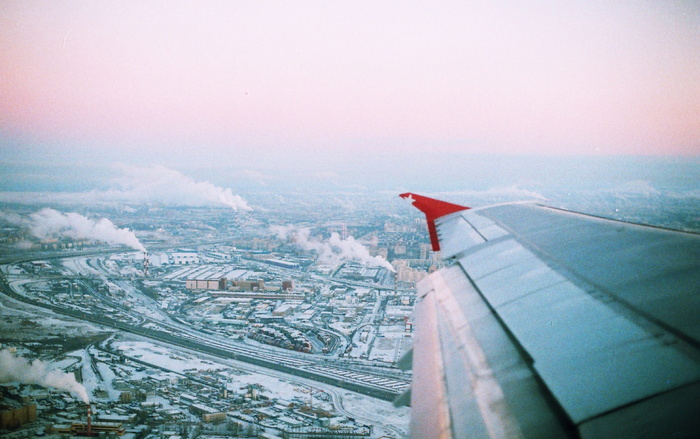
[400,193,700,439]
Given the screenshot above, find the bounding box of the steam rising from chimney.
[108,164,252,211]
[1,209,146,252]
[272,225,395,272]
[0,349,90,404]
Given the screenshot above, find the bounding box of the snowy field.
[369,324,413,363]
[112,340,225,373]
[110,338,409,437]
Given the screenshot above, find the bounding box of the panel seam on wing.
[431,270,525,439]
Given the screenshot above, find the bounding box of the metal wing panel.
[466,249,568,308]
[577,381,700,439]
[454,238,532,280]
[494,280,700,423]
[475,203,700,342]
[437,215,486,260]
[410,197,700,438]
[412,266,574,439]
[455,238,700,423]
[459,211,509,241]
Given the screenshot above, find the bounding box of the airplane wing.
[398,193,700,439]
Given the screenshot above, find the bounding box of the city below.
[1,187,697,439]
[0,196,435,439]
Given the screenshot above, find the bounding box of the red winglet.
[400,193,470,251]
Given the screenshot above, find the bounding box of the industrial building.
[50,421,126,437]
[180,267,249,291]
[0,403,37,430]
[185,277,227,290]
[211,290,305,301]
[169,249,200,265]
[263,258,300,269]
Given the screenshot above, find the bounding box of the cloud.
[1,208,146,252]
[271,225,394,272]
[0,349,90,403]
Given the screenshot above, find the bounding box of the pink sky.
[1,1,699,157]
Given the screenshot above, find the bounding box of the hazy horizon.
[1,1,698,225]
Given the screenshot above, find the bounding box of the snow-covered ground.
[341,391,410,438]
[108,337,409,437]
[368,324,413,363]
[111,340,220,373]
[1,251,413,438]
[64,348,121,402]
[111,339,326,408]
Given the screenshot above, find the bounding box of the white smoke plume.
[0,349,90,404]
[1,208,146,252]
[272,225,395,272]
[103,164,252,211]
[0,165,252,211]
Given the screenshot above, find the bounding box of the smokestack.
[87,405,92,437]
